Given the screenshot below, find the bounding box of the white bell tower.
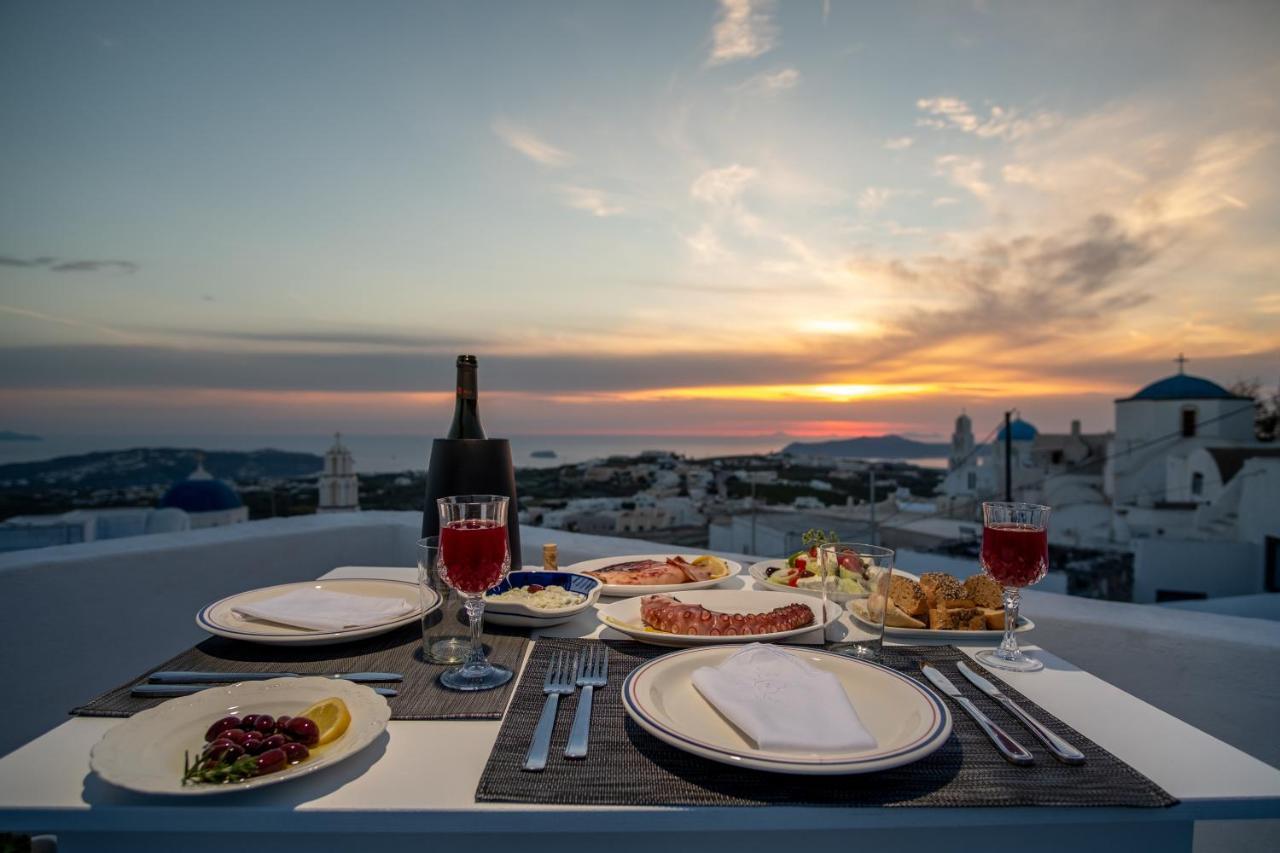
[317,433,360,513]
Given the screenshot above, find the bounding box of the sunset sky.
[1,0,1277,441]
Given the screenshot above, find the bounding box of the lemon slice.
[297,697,351,745]
[691,555,729,577]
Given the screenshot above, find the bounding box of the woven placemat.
[71,622,529,721]
[476,639,1177,807]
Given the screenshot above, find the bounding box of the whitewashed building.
[317,433,360,513]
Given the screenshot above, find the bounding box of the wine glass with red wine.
[435,494,513,691]
[974,501,1050,673]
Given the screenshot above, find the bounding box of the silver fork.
[565,645,609,759]
[522,650,579,771]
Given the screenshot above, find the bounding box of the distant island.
[0,447,324,491]
[782,434,949,459]
[530,450,557,459]
[0,430,41,442]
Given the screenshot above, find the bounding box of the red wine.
[981,522,1048,587]
[447,355,486,439]
[440,519,508,593]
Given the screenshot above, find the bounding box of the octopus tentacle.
[639,594,814,636]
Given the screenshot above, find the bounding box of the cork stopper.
[542,543,558,571]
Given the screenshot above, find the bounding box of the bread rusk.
[889,576,928,616]
[980,607,1005,630]
[964,574,1004,609]
[919,572,965,609]
[928,606,983,630]
[884,602,926,629]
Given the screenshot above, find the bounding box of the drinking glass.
[435,494,513,691]
[975,501,1050,673]
[416,537,468,665]
[818,543,895,660]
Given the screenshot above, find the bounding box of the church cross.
[1174,353,1188,374]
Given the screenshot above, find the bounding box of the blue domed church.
[160,456,249,529]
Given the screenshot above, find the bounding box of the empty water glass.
[417,537,468,664]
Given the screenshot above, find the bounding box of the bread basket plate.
[623,645,950,775]
[848,598,1035,640]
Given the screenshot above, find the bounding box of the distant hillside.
[0,448,323,490]
[783,434,949,459]
[0,430,40,442]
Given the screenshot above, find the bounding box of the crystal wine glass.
[975,501,1050,673]
[435,494,512,691]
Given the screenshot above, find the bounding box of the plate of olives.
[90,677,390,795]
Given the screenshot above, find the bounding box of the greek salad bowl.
[482,570,602,627]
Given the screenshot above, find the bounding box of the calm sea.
[0,433,947,474]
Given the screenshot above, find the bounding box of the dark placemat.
[476,639,1177,807]
[71,623,529,721]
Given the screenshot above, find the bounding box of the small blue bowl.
[483,571,603,627]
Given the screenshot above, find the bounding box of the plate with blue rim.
[623,645,951,775]
[482,570,602,627]
[197,578,433,646]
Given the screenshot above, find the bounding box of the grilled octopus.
[640,594,814,636]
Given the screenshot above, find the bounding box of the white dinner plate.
[90,677,391,795]
[597,589,840,647]
[197,579,435,646]
[747,560,918,603]
[563,553,741,597]
[848,597,1036,640]
[623,645,951,775]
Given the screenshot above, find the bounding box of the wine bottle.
[446,355,486,439]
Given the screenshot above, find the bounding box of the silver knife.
[148,671,402,684]
[132,683,398,698]
[956,661,1086,764]
[919,664,1034,766]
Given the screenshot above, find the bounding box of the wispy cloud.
[916,96,1059,141]
[690,164,757,205]
[857,187,899,212]
[0,255,138,274]
[934,154,991,198]
[491,117,572,167]
[883,136,914,150]
[735,67,800,95]
[561,185,626,217]
[708,0,777,65]
[0,303,137,342]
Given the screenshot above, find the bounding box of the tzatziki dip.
[486,584,586,610]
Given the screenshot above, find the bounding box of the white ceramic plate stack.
[623,645,951,774]
[597,589,840,647]
[90,677,391,795]
[197,578,435,646]
[564,553,742,597]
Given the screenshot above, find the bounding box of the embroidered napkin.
[232,588,414,632]
[690,643,877,752]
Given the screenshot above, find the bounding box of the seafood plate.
[564,553,742,597]
[597,589,839,647]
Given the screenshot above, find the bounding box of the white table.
[0,565,1277,853]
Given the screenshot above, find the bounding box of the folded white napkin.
[690,643,878,753]
[232,588,415,632]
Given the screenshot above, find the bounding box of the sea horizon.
[0,432,950,473]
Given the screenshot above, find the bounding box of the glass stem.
[999,586,1022,660]
[464,597,487,672]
